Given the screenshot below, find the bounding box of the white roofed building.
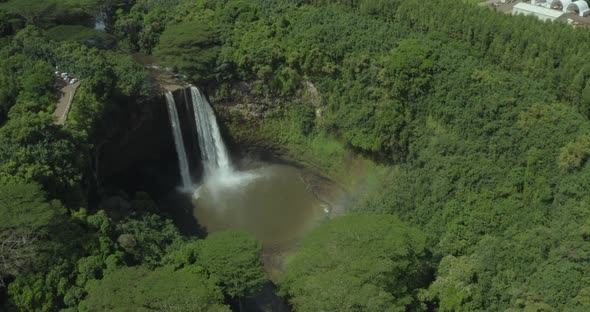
[513,2,565,21]
[566,0,590,16]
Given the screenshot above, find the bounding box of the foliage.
[166,230,266,300]
[44,25,117,47]
[113,0,179,52]
[0,181,61,229]
[5,208,192,311]
[559,135,590,172]
[0,52,54,123]
[377,39,437,101]
[0,181,65,288]
[116,214,185,266]
[153,17,222,82]
[78,266,230,312]
[196,230,266,299]
[0,0,97,28]
[280,214,427,311]
[0,111,84,198]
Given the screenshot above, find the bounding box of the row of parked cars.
[55,68,78,84]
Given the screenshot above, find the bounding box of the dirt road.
[53,81,80,125]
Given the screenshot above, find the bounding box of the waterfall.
[189,86,260,202]
[189,86,233,176]
[165,91,192,189]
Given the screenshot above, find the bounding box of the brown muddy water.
[192,164,328,276]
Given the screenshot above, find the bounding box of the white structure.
[513,2,565,21]
[550,0,572,11]
[566,0,590,16]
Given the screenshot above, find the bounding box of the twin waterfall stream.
[165,86,234,190]
[164,92,192,188]
[190,87,233,176]
[164,85,326,248]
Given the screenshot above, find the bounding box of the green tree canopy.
[78,265,230,312]
[197,230,266,299]
[279,214,427,312]
[116,214,185,266]
[0,111,83,197]
[167,230,267,300]
[153,17,222,82]
[0,181,65,288]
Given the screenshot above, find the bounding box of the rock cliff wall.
[95,87,200,194]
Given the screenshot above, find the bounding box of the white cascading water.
[189,86,233,176]
[165,91,192,189]
[189,86,257,201]
[187,86,326,242]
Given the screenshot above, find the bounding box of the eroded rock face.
[93,82,345,225]
[93,79,323,192]
[210,80,324,123]
[95,88,200,194]
[209,82,275,122]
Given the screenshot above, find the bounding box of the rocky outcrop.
[210,80,323,122]
[209,82,276,121]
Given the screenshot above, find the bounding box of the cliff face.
[93,81,345,220]
[210,81,322,122]
[207,81,323,160]
[95,87,201,194]
[94,80,322,189]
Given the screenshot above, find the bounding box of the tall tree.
[0,181,64,289]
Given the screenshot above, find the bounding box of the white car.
[70,78,78,84]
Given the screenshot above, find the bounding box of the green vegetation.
[4,0,590,311]
[195,231,266,299]
[45,25,116,47]
[0,0,97,28]
[280,214,427,311]
[0,182,65,289]
[154,18,222,82]
[79,266,230,312]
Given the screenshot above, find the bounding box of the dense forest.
[2,0,590,311]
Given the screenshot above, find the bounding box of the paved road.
[53,81,80,125]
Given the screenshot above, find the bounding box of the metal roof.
[513,2,565,18]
